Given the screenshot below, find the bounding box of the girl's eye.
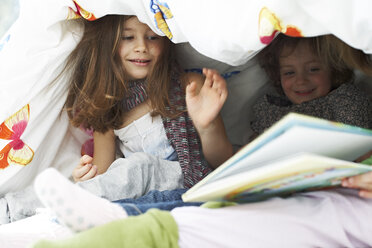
[310,67,320,72]
[122,36,133,40]
[147,36,159,40]
[282,71,294,76]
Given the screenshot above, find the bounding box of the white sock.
[34,168,128,232]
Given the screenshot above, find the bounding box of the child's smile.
[128,59,151,66]
[279,41,332,104]
[119,17,164,80]
[294,88,315,95]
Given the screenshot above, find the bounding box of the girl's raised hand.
[186,68,228,132]
[72,155,98,182]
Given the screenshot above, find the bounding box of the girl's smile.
[294,88,315,95]
[119,16,165,81]
[128,59,151,66]
[279,41,332,104]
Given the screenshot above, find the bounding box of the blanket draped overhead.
[0,0,371,194]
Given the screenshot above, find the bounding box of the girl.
[64,15,232,194]
[252,33,372,135]
[0,15,234,225]
[0,15,234,245]
[253,33,372,197]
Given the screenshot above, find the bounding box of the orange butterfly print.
[0,104,34,169]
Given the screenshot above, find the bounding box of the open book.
[182,113,372,203]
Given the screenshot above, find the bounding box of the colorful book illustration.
[182,113,372,203]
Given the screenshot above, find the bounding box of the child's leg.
[31,209,179,248]
[172,188,372,247]
[118,200,202,215]
[34,168,200,232]
[115,189,188,203]
[77,153,184,201]
[113,189,202,215]
[34,168,128,232]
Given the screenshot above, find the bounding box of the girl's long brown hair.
[63,15,177,133]
[257,33,372,92]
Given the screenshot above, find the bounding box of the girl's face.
[119,17,165,81]
[279,41,332,104]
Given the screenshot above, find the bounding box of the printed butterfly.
[150,0,173,40]
[0,104,34,169]
[258,7,302,45]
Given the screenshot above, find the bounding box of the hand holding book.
[342,150,372,198]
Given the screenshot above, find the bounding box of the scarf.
[124,72,212,188]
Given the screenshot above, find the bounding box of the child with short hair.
[252,33,372,135]
[253,33,372,198]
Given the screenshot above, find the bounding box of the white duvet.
[0,0,371,194]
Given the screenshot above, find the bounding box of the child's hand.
[72,155,98,182]
[342,172,372,198]
[342,150,372,198]
[186,68,228,132]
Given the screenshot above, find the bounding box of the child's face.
[279,41,332,104]
[119,17,165,80]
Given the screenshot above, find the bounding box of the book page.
[209,126,372,183]
[184,113,372,198]
[183,153,372,202]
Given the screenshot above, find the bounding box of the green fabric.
[201,201,237,209]
[32,209,179,248]
[361,154,372,165]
